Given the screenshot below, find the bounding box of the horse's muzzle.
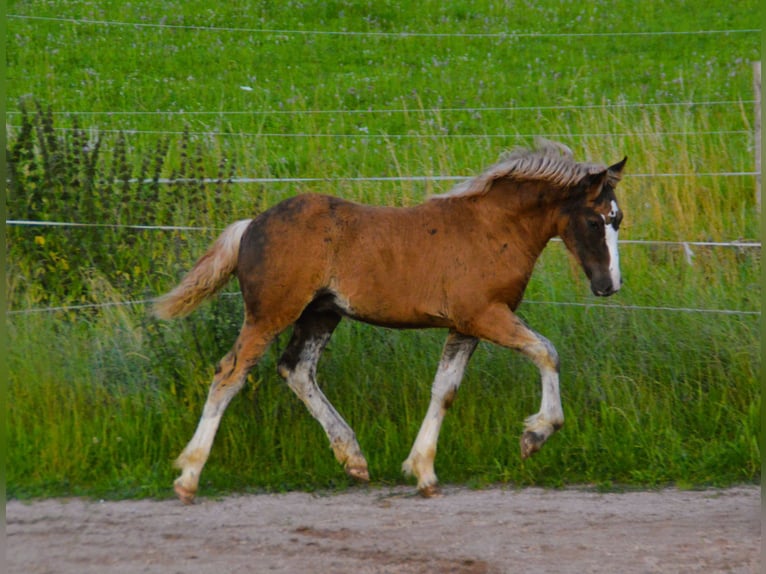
[590,277,621,297]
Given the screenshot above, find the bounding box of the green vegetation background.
[5,1,761,499]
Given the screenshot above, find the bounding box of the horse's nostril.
[591,279,615,297]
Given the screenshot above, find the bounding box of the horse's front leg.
[517,333,563,459]
[403,332,478,497]
[462,304,564,459]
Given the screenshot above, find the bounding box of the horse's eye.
[587,218,602,230]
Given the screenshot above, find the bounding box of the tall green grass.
[5,0,760,498]
[7,266,759,497]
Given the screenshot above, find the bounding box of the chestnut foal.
[154,140,626,503]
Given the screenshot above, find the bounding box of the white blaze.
[604,200,621,291]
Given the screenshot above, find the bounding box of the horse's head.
[559,157,627,297]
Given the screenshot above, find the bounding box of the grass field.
[5,1,761,499]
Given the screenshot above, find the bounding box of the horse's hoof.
[345,465,370,482]
[174,481,197,505]
[520,430,544,459]
[418,484,442,498]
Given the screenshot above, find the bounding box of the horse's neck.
[478,182,562,254]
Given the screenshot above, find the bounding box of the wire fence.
[2,125,754,141]
[7,14,759,39]
[4,99,756,117]
[6,220,760,317]
[5,14,760,319]
[5,294,761,318]
[5,219,762,250]
[2,173,759,188]
[6,211,761,317]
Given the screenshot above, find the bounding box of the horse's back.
[235,193,455,328]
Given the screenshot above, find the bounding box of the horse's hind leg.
[277,310,369,482]
[402,332,478,497]
[173,320,271,504]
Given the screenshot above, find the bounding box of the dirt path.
[7,485,761,573]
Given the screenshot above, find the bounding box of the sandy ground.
[6,485,761,574]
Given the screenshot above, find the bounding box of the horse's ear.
[608,156,628,180]
[583,169,608,201]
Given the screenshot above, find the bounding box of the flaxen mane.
[436,139,608,199]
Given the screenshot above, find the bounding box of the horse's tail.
[153,219,252,319]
